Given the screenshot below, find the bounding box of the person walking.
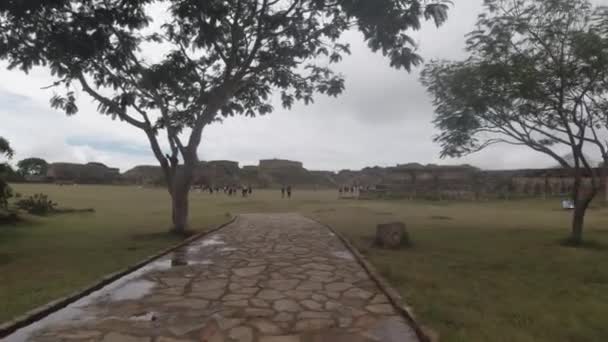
[287,185,292,199]
[281,186,285,198]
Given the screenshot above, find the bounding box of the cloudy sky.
[0,0,595,172]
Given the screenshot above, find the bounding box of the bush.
[0,179,12,209]
[16,193,57,215]
[0,209,19,225]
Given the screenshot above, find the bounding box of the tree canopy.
[0,137,13,159]
[1,0,452,232]
[17,157,48,176]
[421,0,608,244]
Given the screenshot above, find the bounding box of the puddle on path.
[333,251,355,260]
[199,235,225,246]
[109,279,156,302]
[129,311,157,321]
[4,233,221,342]
[186,234,225,253]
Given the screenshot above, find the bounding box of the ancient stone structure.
[194,160,241,187]
[240,166,260,187]
[257,159,308,188]
[122,165,165,185]
[249,159,335,188]
[122,161,241,187]
[373,164,480,200]
[46,162,120,184]
[33,158,608,200]
[335,167,384,188]
[122,159,335,189]
[309,171,336,187]
[259,159,304,170]
[359,164,606,200]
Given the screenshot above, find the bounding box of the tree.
[421,0,608,245]
[1,0,451,233]
[17,157,48,177]
[0,137,13,159]
[0,137,14,209]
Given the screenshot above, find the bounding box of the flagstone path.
[7,213,419,342]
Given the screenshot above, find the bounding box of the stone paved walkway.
[6,213,418,342]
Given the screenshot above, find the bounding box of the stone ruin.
[46,162,120,184]
[33,159,608,201]
[358,164,607,200]
[120,159,336,188]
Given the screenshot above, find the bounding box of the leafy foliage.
[0,137,13,159]
[0,0,451,230]
[0,136,14,209]
[422,0,608,165]
[421,0,608,243]
[16,193,57,215]
[0,177,12,210]
[0,0,451,163]
[17,157,48,176]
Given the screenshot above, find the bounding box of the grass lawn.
[2,184,608,342]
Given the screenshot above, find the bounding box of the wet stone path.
[7,213,418,342]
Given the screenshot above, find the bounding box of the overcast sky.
[0,0,600,172]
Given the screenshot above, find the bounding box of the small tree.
[421,0,608,245]
[17,157,48,177]
[1,0,451,233]
[0,137,14,209]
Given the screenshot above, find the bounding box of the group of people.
[339,185,361,195]
[198,185,253,197]
[280,185,293,198]
[193,184,296,198]
[338,185,373,197]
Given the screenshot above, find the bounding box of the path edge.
[307,216,431,342]
[0,216,237,338]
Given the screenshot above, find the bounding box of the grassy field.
[2,184,608,341]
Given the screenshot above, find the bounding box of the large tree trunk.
[569,176,597,246]
[169,165,195,234]
[570,200,587,245]
[569,170,585,245]
[171,183,190,234]
[143,120,210,235]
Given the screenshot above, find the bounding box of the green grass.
[0,184,226,323]
[312,203,608,342]
[2,184,608,341]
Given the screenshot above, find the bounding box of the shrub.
[16,193,57,215]
[0,208,19,225]
[0,178,12,209]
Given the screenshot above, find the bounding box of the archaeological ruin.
[21,158,607,200]
[46,162,120,184]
